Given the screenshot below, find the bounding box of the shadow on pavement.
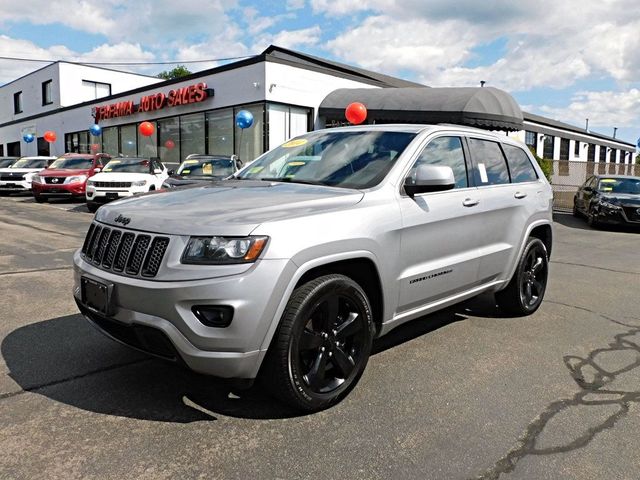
[2,295,502,423]
[553,211,640,233]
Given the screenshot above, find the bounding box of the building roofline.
[0,60,160,90]
[523,111,635,148]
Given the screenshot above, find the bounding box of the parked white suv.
[85,157,169,212]
[0,156,56,194]
[73,125,553,411]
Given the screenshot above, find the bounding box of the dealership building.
[0,45,636,167]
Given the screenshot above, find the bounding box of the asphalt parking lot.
[1,194,639,480]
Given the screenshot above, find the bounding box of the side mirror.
[94,167,101,173]
[404,165,455,198]
[167,169,175,175]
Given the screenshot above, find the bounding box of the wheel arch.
[258,251,385,353]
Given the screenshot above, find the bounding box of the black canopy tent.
[319,86,524,131]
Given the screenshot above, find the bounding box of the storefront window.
[180,113,205,160]
[158,117,180,165]
[120,124,137,157]
[78,131,90,153]
[206,108,234,156]
[235,104,263,164]
[267,104,310,150]
[102,127,118,155]
[137,121,157,158]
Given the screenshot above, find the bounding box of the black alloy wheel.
[262,274,374,412]
[496,237,549,316]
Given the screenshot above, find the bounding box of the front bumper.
[593,204,640,226]
[86,186,146,203]
[0,179,30,191]
[33,181,86,197]
[73,250,296,379]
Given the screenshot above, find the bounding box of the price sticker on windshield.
[184,160,199,164]
[202,164,213,175]
[249,166,264,174]
[282,139,308,148]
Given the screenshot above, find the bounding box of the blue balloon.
[23,133,35,143]
[90,124,102,136]
[235,110,254,129]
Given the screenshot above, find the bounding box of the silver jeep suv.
[73,124,553,411]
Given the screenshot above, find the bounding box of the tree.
[156,65,192,80]
[528,146,553,182]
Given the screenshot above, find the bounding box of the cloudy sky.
[1,0,638,144]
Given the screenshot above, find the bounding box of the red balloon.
[43,130,57,143]
[90,143,100,152]
[164,139,176,150]
[345,102,367,125]
[139,121,155,137]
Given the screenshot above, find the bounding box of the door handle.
[514,192,528,199]
[462,198,479,207]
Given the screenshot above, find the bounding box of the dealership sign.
[92,82,213,122]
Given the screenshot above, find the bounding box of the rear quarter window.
[502,144,539,183]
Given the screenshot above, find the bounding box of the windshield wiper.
[259,177,328,186]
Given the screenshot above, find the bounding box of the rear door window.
[468,138,510,185]
[502,144,538,183]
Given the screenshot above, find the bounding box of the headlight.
[132,180,147,187]
[181,236,268,264]
[65,175,87,184]
[31,174,42,184]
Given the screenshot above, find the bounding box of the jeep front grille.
[93,181,132,188]
[81,222,169,278]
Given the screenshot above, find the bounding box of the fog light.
[191,305,234,328]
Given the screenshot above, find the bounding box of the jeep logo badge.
[114,214,131,226]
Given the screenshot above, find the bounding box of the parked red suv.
[31,153,111,202]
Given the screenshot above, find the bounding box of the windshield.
[11,158,47,169]
[177,158,235,177]
[0,159,16,168]
[237,130,417,189]
[103,158,151,173]
[598,178,640,195]
[50,157,93,170]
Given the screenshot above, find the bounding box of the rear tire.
[261,274,374,412]
[34,195,46,203]
[496,237,549,316]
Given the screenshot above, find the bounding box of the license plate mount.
[81,276,114,316]
[106,192,119,200]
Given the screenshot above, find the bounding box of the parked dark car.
[573,174,640,228]
[162,154,241,189]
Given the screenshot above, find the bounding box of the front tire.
[261,274,374,412]
[587,205,600,228]
[496,237,549,316]
[86,202,99,213]
[34,195,46,203]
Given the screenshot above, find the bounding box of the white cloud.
[252,26,322,52]
[0,36,157,84]
[538,89,640,128]
[286,0,306,10]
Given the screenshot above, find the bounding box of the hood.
[40,168,91,177]
[602,193,640,205]
[95,179,364,236]
[164,176,215,187]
